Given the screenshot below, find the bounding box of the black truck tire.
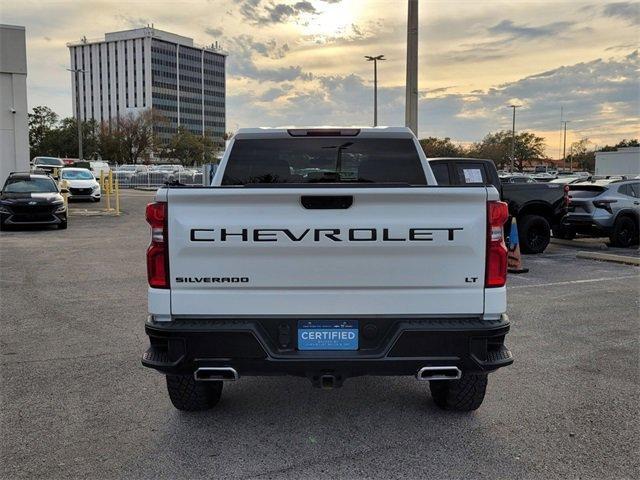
[609,216,638,248]
[166,374,223,411]
[518,214,550,254]
[429,373,488,412]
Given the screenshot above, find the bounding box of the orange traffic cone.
[507,217,529,274]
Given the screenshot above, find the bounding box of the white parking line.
[509,274,639,290]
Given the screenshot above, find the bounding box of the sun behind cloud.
[299,0,361,38]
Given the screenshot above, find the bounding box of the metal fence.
[112,170,204,188]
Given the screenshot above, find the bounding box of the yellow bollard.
[108,170,115,212]
[114,177,120,216]
[59,179,69,208]
[105,179,111,212]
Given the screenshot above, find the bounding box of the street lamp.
[365,55,385,127]
[67,67,88,161]
[508,104,521,173]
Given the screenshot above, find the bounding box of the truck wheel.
[609,216,638,248]
[429,373,488,412]
[519,215,550,254]
[166,374,223,411]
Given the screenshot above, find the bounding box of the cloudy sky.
[3,0,639,156]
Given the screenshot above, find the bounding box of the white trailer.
[595,147,640,177]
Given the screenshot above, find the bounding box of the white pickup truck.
[141,127,513,412]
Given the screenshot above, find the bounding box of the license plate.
[297,320,359,351]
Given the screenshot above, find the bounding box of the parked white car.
[114,164,148,183]
[89,161,111,179]
[31,157,65,176]
[60,168,101,202]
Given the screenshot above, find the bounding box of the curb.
[576,251,640,266]
[551,238,608,250]
[69,209,122,217]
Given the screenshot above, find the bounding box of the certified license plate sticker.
[297,320,359,351]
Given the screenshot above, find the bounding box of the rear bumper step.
[142,315,513,382]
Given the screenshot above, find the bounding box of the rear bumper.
[69,190,100,200]
[142,315,513,384]
[562,213,613,233]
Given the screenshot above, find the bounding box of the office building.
[0,24,30,184]
[67,27,226,145]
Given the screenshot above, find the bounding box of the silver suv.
[562,179,639,247]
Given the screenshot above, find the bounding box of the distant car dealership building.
[67,27,226,145]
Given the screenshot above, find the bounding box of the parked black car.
[427,158,568,253]
[0,173,68,230]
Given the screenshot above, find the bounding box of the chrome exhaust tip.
[194,367,239,382]
[416,366,462,381]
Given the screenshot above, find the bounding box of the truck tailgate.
[167,187,488,316]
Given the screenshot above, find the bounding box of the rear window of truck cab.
[221,138,427,185]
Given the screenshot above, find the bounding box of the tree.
[28,106,59,158]
[168,127,220,166]
[35,117,99,159]
[419,137,466,158]
[600,139,639,152]
[468,130,545,171]
[93,109,165,163]
[169,127,200,166]
[567,138,595,171]
[97,122,126,163]
[201,131,220,163]
[468,132,510,169]
[116,109,161,163]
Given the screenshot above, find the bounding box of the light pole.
[562,120,570,172]
[67,67,88,161]
[508,105,521,173]
[405,0,418,134]
[365,55,385,127]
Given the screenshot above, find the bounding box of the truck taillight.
[564,184,571,206]
[146,202,169,289]
[486,201,509,288]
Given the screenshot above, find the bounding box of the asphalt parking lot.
[1,192,638,480]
